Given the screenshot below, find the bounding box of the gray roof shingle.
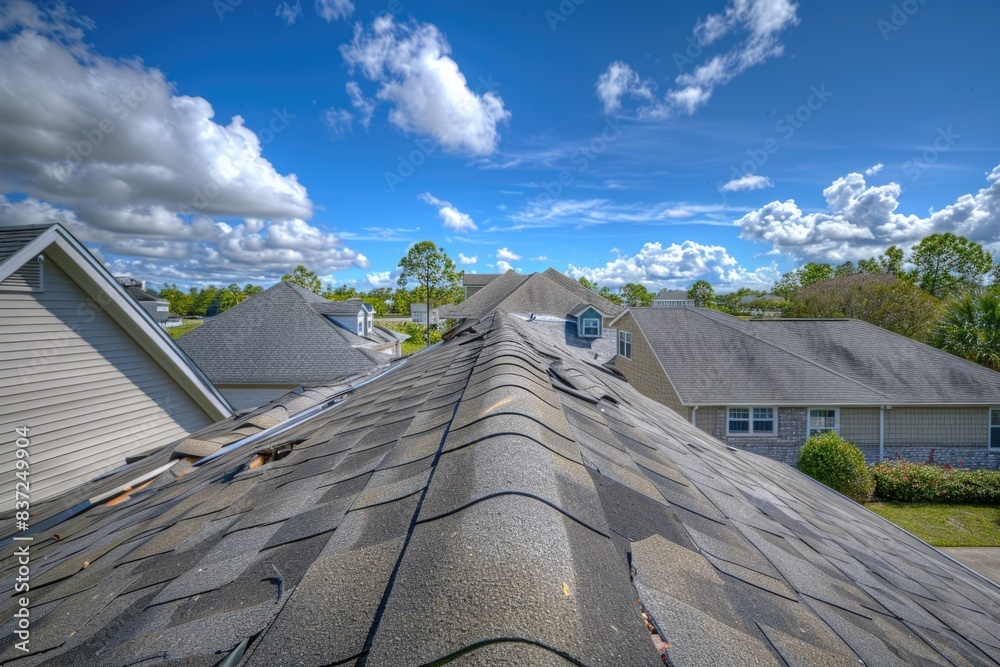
[177,281,389,385]
[461,272,502,287]
[625,308,1000,405]
[0,224,49,263]
[3,310,999,665]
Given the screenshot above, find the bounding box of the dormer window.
[581,318,600,337]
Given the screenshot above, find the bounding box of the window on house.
[582,318,600,337]
[618,331,632,359]
[727,407,775,435]
[808,408,839,435]
[990,409,1000,449]
[357,317,364,335]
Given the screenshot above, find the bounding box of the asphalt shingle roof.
[626,307,1000,406]
[442,268,623,320]
[177,281,389,385]
[3,311,999,665]
[0,224,49,263]
[461,272,502,287]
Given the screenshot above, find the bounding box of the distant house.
[178,282,404,409]
[441,268,624,361]
[611,306,1000,467]
[653,289,694,308]
[461,272,502,299]
[115,276,171,327]
[0,224,232,512]
[409,302,440,325]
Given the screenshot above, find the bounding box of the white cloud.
[737,164,1000,262]
[496,260,516,272]
[322,81,376,138]
[418,193,477,232]
[595,61,654,115]
[531,255,548,261]
[720,174,774,192]
[865,162,884,176]
[340,15,510,155]
[275,1,303,25]
[496,247,522,262]
[0,4,366,284]
[508,198,741,229]
[567,241,780,290]
[316,0,353,21]
[458,252,478,265]
[323,107,355,137]
[366,270,394,288]
[597,0,799,118]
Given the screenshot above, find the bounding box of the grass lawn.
[167,320,203,339]
[866,502,1000,547]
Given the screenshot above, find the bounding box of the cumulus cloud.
[316,0,353,21]
[340,15,510,155]
[366,270,394,288]
[567,241,780,290]
[720,174,774,192]
[737,165,1000,261]
[531,255,548,261]
[596,61,654,115]
[865,162,884,176]
[275,1,303,25]
[496,260,516,272]
[418,193,477,232]
[597,0,799,118]
[496,247,522,262]
[458,252,478,265]
[0,3,365,284]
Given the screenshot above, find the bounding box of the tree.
[396,241,460,346]
[620,283,654,307]
[323,284,359,300]
[598,286,623,305]
[282,265,321,294]
[857,245,907,277]
[244,284,263,299]
[911,233,992,298]
[687,280,715,307]
[786,273,941,341]
[933,289,1000,370]
[578,276,598,291]
[363,287,393,317]
[715,288,759,315]
[772,263,833,298]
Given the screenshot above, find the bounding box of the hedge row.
[872,460,1000,504]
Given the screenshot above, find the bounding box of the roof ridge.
[689,309,892,402]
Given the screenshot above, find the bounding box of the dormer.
[361,302,374,335]
[568,304,608,338]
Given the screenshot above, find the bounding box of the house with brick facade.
[610,307,1000,467]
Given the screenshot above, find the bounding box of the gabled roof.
[461,272,502,287]
[618,307,1000,406]
[655,289,692,300]
[0,223,231,420]
[177,281,390,385]
[4,311,998,665]
[442,268,624,320]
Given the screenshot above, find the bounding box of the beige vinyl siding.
[840,407,880,446]
[0,261,214,512]
[883,407,988,446]
[611,313,687,417]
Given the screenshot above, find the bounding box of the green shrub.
[797,432,875,503]
[872,460,1000,504]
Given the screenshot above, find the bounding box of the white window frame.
[990,408,1000,449]
[618,331,632,359]
[807,407,840,437]
[726,406,777,436]
[581,317,601,337]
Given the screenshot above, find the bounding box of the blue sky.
[1,0,999,293]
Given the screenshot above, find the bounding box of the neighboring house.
[115,276,171,327]
[177,282,402,409]
[5,310,999,666]
[461,272,501,299]
[409,302,440,325]
[0,224,232,513]
[653,289,694,308]
[611,306,1000,467]
[440,268,624,360]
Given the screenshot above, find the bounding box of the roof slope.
[462,272,502,287]
[0,225,47,262]
[178,281,388,385]
[628,307,1000,405]
[443,268,623,320]
[627,307,890,405]
[3,312,999,665]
